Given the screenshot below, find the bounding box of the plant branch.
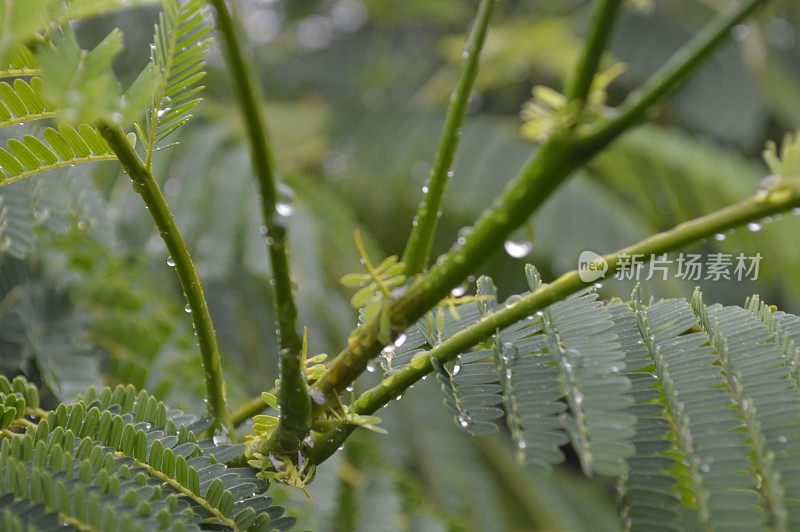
[577,0,767,152]
[401,0,497,275]
[97,123,230,434]
[310,179,800,461]
[207,0,310,441]
[231,389,274,428]
[312,0,770,398]
[564,0,623,105]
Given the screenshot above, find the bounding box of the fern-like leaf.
[609,301,680,532]
[633,290,762,530]
[140,0,211,160]
[0,380,295,531]
[0,77,54,129]
[0,124,117,187]
[0,45,38,80]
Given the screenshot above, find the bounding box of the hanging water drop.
[394,333,407,347]
[184,304,192,313]
[747,222,762,232]
[714,233,726,241]
[275,182,296,217]
[166,256,175,267]
[504,239,532,258]
[366,363,376,373]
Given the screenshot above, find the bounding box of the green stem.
[207,0,310,439]
[98,124,230,434]
[577,0,767,152]
[564,0,624,105]
[312,0,770,398]
[401,0,497,275]
[310,180,800,461]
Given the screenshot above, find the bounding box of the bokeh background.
[2,0,800,529]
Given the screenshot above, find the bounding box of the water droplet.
[778,435,788,444]
[756,174,780,199]
[505,294,523,307]
[714,233,726,241]
[345,385,354,392]
[366,363,376,373]
[421,185,429,194]
[276,183,295,217]
[451,283,468,297]
[310,389,326,405]
[166,256,175,267]
[504,239,533,258]
[456,226,473,246]
[452,364,461,375]
[394,334,407,347]
[259,225,268,235]
[457,411,470,428]
[792,208,800,216]
[747,222,762,232]
[594,283,603,289]
[517,440,527,450]
[184,304,192,313]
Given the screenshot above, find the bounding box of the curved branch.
[98,123,231,434]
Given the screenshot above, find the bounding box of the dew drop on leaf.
[184,304,191,313]
[714,233,726,241]
[747,222,762,232]
[166,256,175,267]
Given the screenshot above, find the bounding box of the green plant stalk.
[577,0,766,152]
[401,0,497,275]
[312,0,770,398]
[564,0,624,105]
[207,0,310,441]
[97,123,230,433]
[309,180,800,461]
[231,388,275,428]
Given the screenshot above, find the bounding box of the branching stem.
[310,180,800,461]
[312,0,771,399]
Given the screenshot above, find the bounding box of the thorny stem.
[401,0,497,275]
[311,0,770,401]
[98,124,231,434]
[309,179,800,461]
[207,0,311,445]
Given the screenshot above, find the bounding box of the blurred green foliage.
[3,0,800,529]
